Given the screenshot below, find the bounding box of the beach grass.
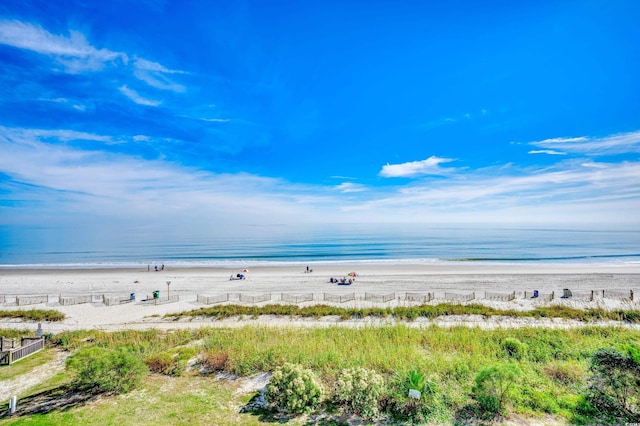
[0,309,65,322]
[4,325,639,424]
[163,302,640,323]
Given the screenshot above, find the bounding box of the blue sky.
[1,0,639,230]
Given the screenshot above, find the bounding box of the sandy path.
[0,350,69,402]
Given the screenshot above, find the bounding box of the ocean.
[1,223,639,269]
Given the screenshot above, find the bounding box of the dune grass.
[164,302,640,323]
[4,325,639,424]
[0,309,65,322]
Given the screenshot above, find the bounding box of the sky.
[1,0,639,232]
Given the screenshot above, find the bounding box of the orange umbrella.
[348,272,357,277]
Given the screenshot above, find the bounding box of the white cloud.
[39,97,87,111]
[379,156,455,178]
[1,127,639,227]
[335,182,367,193]
[0,20,126,72]
[1,126,112,143]
[528,149,567,155]
[119,85,161,106]
[200,118,231,123]
[0,19,187,101]
[530,131,640,155]
[133,58,186,92]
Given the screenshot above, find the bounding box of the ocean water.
[0,223,639,269]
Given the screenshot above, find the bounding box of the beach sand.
[1,264,639,332]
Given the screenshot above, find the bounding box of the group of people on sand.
[329,277,354,285]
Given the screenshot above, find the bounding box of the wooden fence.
[1,337,17,351]
[485,291,516,302]
[403,292,434,303]
[323,293,355,303]
[0,337,45,365]
[239,294,271,304]
[281,293,314,303]
[364,293,396,303]
[59,294,93,306]
[103,294,135,306]
[444,292,475,302]
[197,294,229,305]
[16,295,49,306]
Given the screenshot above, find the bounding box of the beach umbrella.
[242,268,249,273]
[348,272,357,277]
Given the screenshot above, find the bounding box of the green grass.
[0,349,57,381]
[0,310,65,322]
[2,325,639,424]
[0,375,274,426]
[163,302,640,323]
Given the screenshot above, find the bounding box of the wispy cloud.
[0,20,126,72]
[0,19,187,105]
[38,97,87,111]
[528,149,566,155]
[200,118,231,122]
[133,58,186,92]
[529,131,640,155]
[380,156,455,178]
[1,126,639,226]
[334,182,367,193]
[119,85,162,106]
[1,126,113,143]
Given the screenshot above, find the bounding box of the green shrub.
[501,338,527,360]
[472,363,522,414]
[266,363,323,414]
[386,369,439,423]
[543,361,585,386]
[580,347,640,422]
[334,366,384,420]
[66,347,148,394]
[143,352,185,376]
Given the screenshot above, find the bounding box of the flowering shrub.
[334,367,384,419]
[266,363,323,414]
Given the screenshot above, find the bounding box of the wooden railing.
[0,337,45,365]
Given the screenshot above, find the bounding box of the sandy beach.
[1,263,639,332]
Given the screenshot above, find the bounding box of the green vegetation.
[0,309,65,321]
[576,346,640,423]
[472,362,523,415]
[266,363,324,414]
[1,325,639,424]
[165,302,640,323]
[0,348,57,381]
[333,366,384,419]
[66,347,148,394]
